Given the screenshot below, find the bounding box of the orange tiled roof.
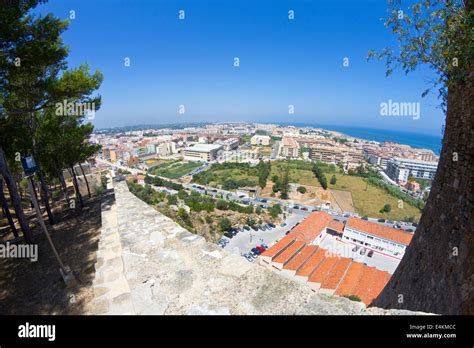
[281,136,299,147]
[334,262,365,297]
[346,217,413,245]
[288,212,333,243]
[260,235,294,258]
[327,220,345,232]
[351,266,386,305]
[362,270,391,305]
[283,245,318,271]
[295,248,326,277]
[308,256,339,284]
[320,258,352,290]
[272,240,305,264]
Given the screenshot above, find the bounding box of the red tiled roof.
[327,220,345,233]
[281,136,299,147]
[260,235,294,258]
[346,217,413,245]
[288,212,333,243]
[273,240,305,264]
[334,262,365,297]
[283,245,318,271]
[320,258,352,290]
[308,256,339,284]
[362,270,391,305]
[351,266,386,305]
[296,248,326,277]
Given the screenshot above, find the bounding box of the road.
[96,157,417,232]
[221,212,309,260]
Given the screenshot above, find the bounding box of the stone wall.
[89,181,427,315]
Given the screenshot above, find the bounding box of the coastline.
[276,123,443,155]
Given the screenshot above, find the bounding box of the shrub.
[343,295,361,302]
[219,218,232,231]
[216,200,229,210]
[167,195,178,205]
[93,184,104,195]
[297,186,307,194]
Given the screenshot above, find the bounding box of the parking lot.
[317,233,401,274]
[218,212,309,262]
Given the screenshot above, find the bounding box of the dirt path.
[0,195,102,315]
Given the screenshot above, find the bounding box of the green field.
[149,160,202,179]
[269,161,320,186]
[192,163,260,189]
[192,160,422,221]
[325,173,421,221]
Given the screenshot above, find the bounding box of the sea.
[277,123,443,155]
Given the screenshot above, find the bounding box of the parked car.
[301,207,308,211]
[243,254,253,262]
[250,248,261,256]
[362,216,369,220]
[261,226,267,231]
[387,220,394,224]
[412,222,418,227]
[268,223,276,228]
[251,226,258,231]
[261,244,269,249]
[360,248,367,255]
[377,218,386,223]
[243,226,250,231]
[367,250,374,257]
[256,246,266,253]
[280,223,287,227]
[224,232,233,239]
[293,205,300,209]
[352,246,360,252]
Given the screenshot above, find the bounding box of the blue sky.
[35,0,445,135]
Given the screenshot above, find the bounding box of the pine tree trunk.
[0,146,32,243]
[30,177,41,211]
[70,165,84,209]
[79,162,91,198]
[57,168,70,204]
[0,177,19,238]
[16,178,23,200]
[37,169,55,225]
[371,73,474,314]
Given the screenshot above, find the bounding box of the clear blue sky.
[35,0,445,135]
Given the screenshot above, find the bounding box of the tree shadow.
[0,191,112,315]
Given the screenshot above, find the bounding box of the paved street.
[221,212,309,258]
